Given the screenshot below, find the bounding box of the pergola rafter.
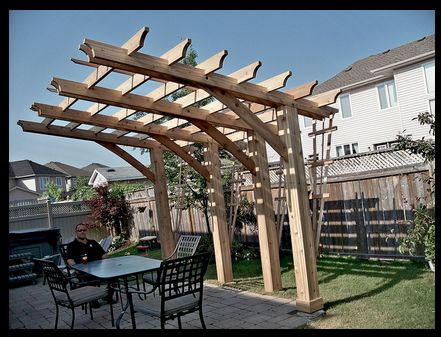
[17,26,341,314]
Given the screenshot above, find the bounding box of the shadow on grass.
[208,253,429,310]
[315,256,427,310]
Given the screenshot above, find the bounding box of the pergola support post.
[204,142,233,283]
[247,132,282,292]
[151,148,176,259]
[277,106,323,313]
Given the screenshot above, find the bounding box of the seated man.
[66,222,116,307]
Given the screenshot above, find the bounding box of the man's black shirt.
[66,238,105,264]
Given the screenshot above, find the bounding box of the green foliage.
[396,111,435,265]
[235,198,257,233]
[42,181,64,201]
[231,240,260,261]
[70,177,96,201]
[399,204,435,263]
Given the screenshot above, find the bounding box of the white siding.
[297,59,434,160]
[21,178,37,192]
[394,61,434,140]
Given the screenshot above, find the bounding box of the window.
[336,142,359,157]
[303,116,312,128]
[429,99,435,114]
[373,141,398,150]
[339,94,352,118]
[377,80,398,109]
[56,177,63,187]
[39,177,50,190]
[423,61,435,94]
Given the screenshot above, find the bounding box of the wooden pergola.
[18,27,340,313]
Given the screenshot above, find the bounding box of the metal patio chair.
[142,235,201,289]
[99,235,113,253]
[117,252,211,329]
[34,258,114,329]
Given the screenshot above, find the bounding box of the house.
[81,162,109,173]
[9,160,68,203]
[267,34,435,163]
[44,161,91,192]
[88,166,149,188]
[301,34,435,159]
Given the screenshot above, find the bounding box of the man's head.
[75,223,89,240]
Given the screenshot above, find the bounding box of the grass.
[108,244,435,328]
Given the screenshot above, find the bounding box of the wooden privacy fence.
[10,151,432,259]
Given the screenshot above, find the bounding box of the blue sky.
[9,10,434,169]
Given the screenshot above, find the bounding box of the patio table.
[72,255,161,329]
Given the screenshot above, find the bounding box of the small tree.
[42,181,64,201]
[70,176,97,201]
[86,184,132,238]
[396,111,435,265]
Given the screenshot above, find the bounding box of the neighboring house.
[305,34,434,159]
[81,162,109,173]
[44,161,91,192]
[9,160,68,203]
[267,34,435,162]
[88,166,149,188]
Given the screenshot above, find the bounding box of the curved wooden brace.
[149,134,210,181]
[96,141,155,183]
[285,80,317,98]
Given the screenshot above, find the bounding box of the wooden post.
[46,198,53,229]
[150,148,176,259]
[247,132,282,292]
[277,106,323,313]
[204,142,233,283]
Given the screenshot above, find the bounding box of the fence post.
[46,198,53,228]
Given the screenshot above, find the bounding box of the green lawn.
[109,244,435,328]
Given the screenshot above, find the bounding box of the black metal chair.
[119,252,211,329]
[34,258,114,329]
[142,235,201,290]
[58,243,102,290]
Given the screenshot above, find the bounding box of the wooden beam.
[204,142,233,283]
[17,120,165,150]
[148,134,210,182]
[158,61,261,131]
[247,132,282,292]
[284,80,317,98]
[50,78,251,131]
[150,148,176,260]
[80,39,333,119]
[96,141,155,182]
[304,88,341,107]
[31,102,212,144]
[204,87,288,162]
[110,49,230,137]
[190,119,256,175]
[72,38,191,132]
[277,106,323,313]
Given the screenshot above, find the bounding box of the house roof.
[312,34,435,95]
[44,161,91,178]
[9,160,67,178]
[81,162,109,173]
[94,166,147,182]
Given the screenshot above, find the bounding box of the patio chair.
[41,253,68,286]
[99,235,113,253]
[142,235,201,289]
[58,243,101,289]
[118,252,211,329]
[34,258,114,329]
